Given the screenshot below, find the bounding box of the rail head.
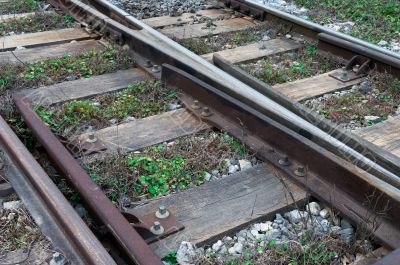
[12,93,164,265]
[0,116,116,265]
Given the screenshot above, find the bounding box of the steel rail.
[162,64,400,248]
[227,0,400,75]
[49,0,400,188]
[13,94,164,265]
[238,0,400,61]
[212,54,400,177]
[0,116,116,265]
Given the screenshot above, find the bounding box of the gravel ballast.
[109,0,221,19]
[172,201,374,265]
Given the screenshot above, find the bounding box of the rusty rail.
[0,116,116,265]
[212,54,400,177]
[48,0,400,186]
[162,64,400,249]
[13,94,163,265]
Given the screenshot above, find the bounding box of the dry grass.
[80,130,253,202]
[241,45,342,86]
[36,80,177,136]
[177,22,287,55]
[0,206,51,258]
[0,12,77,36]
[304,71,400,127]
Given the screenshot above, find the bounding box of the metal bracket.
[58,135,107,156]
[227,0,265,20]
[121,208,184,244]
[329,55,375,82]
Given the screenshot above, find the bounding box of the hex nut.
[150,221,164,235]
[278,156,290,166]
[155,206,170,219]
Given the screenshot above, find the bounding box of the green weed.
[84,132,249,201]
[36,80,176,135]
[0,46,134,94]
[291,0,400,44]
[162,251,178,265]
[220,132,245,156]
[0,0,40,14]
[241,47,340,85]
[0,13,77,36]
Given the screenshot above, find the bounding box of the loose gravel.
[109,0,221,19]
[0,198,65,265]
[174,201,374,265]
[250,0,400,55]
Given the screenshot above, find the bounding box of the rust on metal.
[13,93,164,265]
[162,64,400,249]
[122,211,185,244]
[227,0,265,20]
[212,53,400,181]
[0,116,116,265]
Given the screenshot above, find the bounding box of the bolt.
[144,60,152,68]
[86,133,97,143]
[352,64,360,73]
[150,221,164,235]
[278,155,290,166]
[152,65,161,73]
[294,166,306,177]
[191,100,201,110]
[201,107,212,117]
[340,67,349,81]
[155,205,170,219]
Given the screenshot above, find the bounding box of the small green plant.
[291,0,400,44]
[0,13,77,36]
[36,80,177,135]
[0,0,39,14]
[162,251,178,265]
[0,46,134,93]
[305,73,400,128]
[232,31,260,46]
[220,132,245,156]
[306,44,317,55]
[241,46,339,85]
[129,155,196,197]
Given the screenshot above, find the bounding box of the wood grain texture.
[273,69,364,101]
[143,9,230,28]
[0,40,104,64]
[202,38,302,63]
[0,28,95,51]
[24,68,149,106]
[0,11,54,22]
[78,109,210,153]
[356,117,400,157]
[160,17,256,39]
[130,164,306,257]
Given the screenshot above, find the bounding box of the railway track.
[1,0,400,264]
